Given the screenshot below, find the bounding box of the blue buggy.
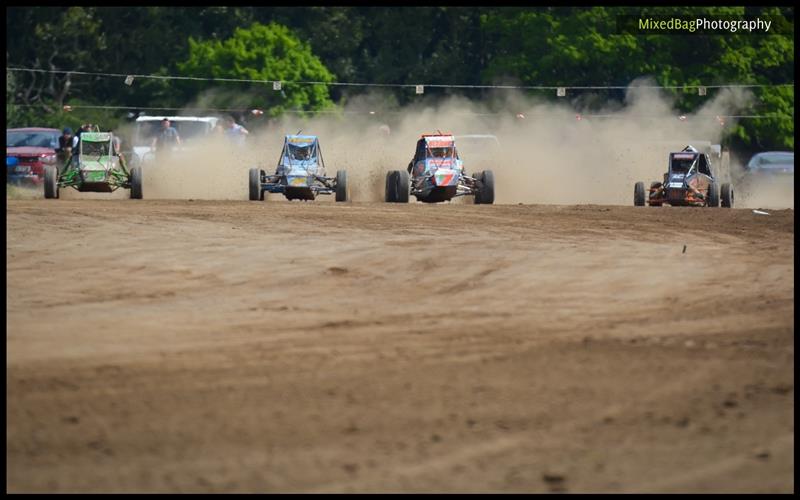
[249,135,349,202]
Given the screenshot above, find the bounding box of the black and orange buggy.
[634,146,733,208]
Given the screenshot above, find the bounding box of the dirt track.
[6,199,794,493]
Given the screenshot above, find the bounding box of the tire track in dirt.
[7,200,793,492]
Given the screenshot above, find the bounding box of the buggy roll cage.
[272,136,327,176]
[415,134,460,170]
[669,150,713,177]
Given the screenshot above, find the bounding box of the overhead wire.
[6,67,794,91]
[7,66,792,120]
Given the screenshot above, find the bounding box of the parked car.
[745,151,794,177]
[6,127,60,185]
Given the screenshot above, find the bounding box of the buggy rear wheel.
[395,170,410,203]
[477,170,494,204]
[335,170,349,202]
[44,165,59,199]
[249,168,261,201]
[634,181,645,206]
[707,181,720,207]
[130,167,143,199]
[720,183,733,208]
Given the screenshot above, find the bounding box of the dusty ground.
[6,199,794,493]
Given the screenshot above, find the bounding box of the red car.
[6,127,61,185]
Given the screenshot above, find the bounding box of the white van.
[132,115,219,164]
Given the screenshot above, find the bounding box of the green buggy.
[44,131,143,199]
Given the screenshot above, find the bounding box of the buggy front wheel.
[707,181,719,207]
[335,170,349,202]
[44,165,59,199]
[472,172,483,204]
[385,171,397,202]
[634,181,646,206]
[720,183,733,208]
[249,168,262,201]
[130,167,143,199]
[395,170,410,203]
[476,170,495,204]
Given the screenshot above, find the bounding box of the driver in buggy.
[82,141,110,157]
[292,145,312,161]
[431,147,453,158]
[65,134,129,174]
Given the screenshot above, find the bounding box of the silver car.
[746,151,794,177]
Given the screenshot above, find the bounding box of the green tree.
[6,7,106,114]
[177,22,335,116]
[480,6,794,150]
[5,7,793,150]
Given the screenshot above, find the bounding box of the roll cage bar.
[275,136,326,172]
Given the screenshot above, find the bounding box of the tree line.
[6,6,794,151]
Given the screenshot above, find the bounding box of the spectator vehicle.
[132,115,219,166]
[6,127,60,185]
[744,151,794,178]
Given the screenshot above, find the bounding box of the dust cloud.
[119,80,787,207]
